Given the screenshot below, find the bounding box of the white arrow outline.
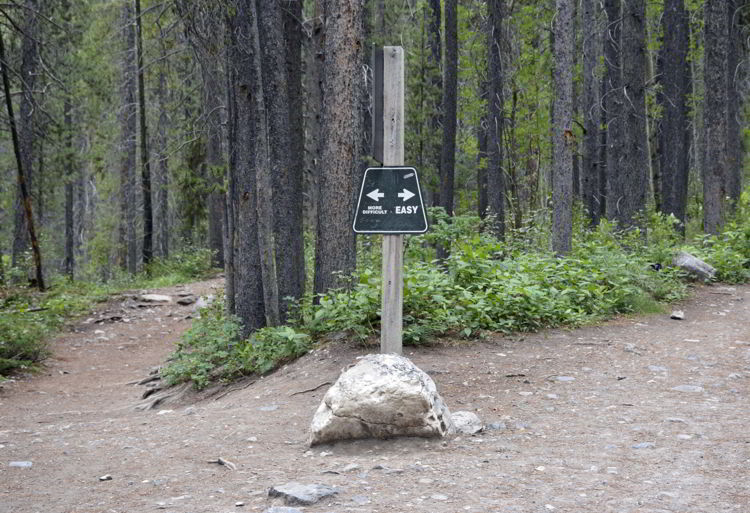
[366,188,385,202]
[397,188,415,202]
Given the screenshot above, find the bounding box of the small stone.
[648,365,668,372]
[176,296,197,306]
[99,474,113,481]
[665,417,687,424]
[418,478,434,485]
[486,422,506,431]
[258,405,279,412]
[670,310,685,320]
[262,508,303,513]
[556,376,575,382]
[340,463,360,473]
[676,434,693,440]
[671,385,704,393]
[9,461,32,468]
[351,495,370,505]
[518,391,533,396]
[451,411,483,435]
[140,294,172,303]
[268,483,338,506]
[631,442,656,449]
[431,494,448,501]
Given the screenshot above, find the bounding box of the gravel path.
[1,280,748,513]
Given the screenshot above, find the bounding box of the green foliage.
[161,296,311,390]
[145,248,217,284]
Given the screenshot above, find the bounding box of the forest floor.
[1,278,749,513]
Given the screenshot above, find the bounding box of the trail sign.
[353,166,428,234]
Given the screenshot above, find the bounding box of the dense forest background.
[1,0,748,343]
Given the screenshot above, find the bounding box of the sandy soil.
[1,279,748,513]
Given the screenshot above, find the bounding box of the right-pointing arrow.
[366,189,385,202]
[398,188,415,202]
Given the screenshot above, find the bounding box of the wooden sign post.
[374,47,405,355]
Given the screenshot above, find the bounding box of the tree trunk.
[582,0,601,226]
[726,0,744,209]
[203,65,226,268]
[478,115,489,219]
[571,0,580,200]
[156,34,170,258]
[224,31,237,316]
[603,0,625,225]
[313,0,363,297]
[659,0,690,232]
[135,0,154,268]
[0,28,44,291]
[553,0,574,255]
[11,0,39,270]
[703,0,729,234]
[258,0,304,323]
[64,98,75,280]
[303,0,325,232]
[119,2,138,274]
[229,0,266,337]
[427,0,442,207]
[440,0,458,220]
[486,0,505,239]
[617,0,648,226]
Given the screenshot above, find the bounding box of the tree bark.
[11,0,39,270]
[0,27,44,291]
[203,65,226,268]
[64,98,75,280]
[726,0,744,209]
[303,0,325,232]
[582,0,602,226]
[703,0,729,234]
[156,31,170,259]
[313,0,363,297]
[553,0,574,256]
[487,0,505,239]
[603,0,625,225]
[119,2,138,274]
[229,0,266,337]
[618,0,649,226]
[258,0,304,323]
[659,0,690,232]
[135,0,154,268]
[427,0,442,207]
[440,0,458,219]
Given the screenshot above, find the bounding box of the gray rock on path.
[451,411,483,435]
[262,508,304,513]
[672,384,704,393]
[672,251,716,281]
[268,483,338,506]
[309,354,453,445]
[139,294,172,303]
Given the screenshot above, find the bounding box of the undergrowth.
[163,195,750,390]
[0,247,218,377]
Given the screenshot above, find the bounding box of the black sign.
[353,167,428,234]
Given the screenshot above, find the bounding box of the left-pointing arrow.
[367,189,385,202]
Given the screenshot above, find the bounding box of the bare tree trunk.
[313,0,363,297]
[617,0,648,226]
[703,0,729,234]
[120,2,138,274]
[427,0,442,207]
[582,0,602,226]
[659,0,690,232]
[726,0,744,209]
[486,0,505,240]
[11,0,39,270]
[135,0,153,268]
[224,30,237,316]
[229,0,265,337]
[604,0,625,225]
[0,28,44,291]
[257,0,304,323]
[553,0,574,255]
[64,98,75,280]
[203,66,226,267]
[156,32,170,258]
[303,0,325,232]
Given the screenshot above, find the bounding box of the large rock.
[309,354,453,445]
[672,251,716,281]
[451,411,483,435]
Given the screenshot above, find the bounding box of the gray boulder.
[309,354,453,445]
[672,251,716,281]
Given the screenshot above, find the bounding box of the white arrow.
[397,188,415,202]
[366,189,385,202]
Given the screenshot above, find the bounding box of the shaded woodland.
[0,0,748,338]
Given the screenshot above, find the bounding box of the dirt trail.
[1,280,749,513]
